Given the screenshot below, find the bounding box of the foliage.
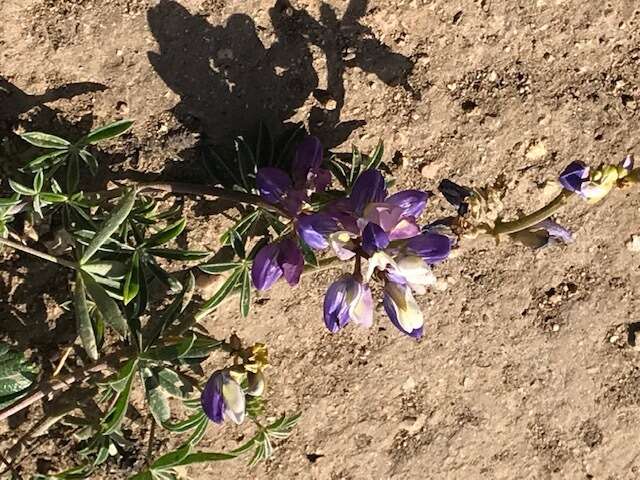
[1,117,638,479]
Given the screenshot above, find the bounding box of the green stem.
[492,190,574,235]
[0,237,78,270]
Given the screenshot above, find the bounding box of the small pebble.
[626,235,640,252]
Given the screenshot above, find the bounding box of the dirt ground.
[2,0,640,478]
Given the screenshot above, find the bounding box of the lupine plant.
[0,118,638,479]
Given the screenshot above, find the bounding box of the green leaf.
[144,218,186,248]
[327,157,349,189]
[186,415,209,446]
[175,451,237,466]
[228,229,246,259]
[81,119,133,145]
[366,139,384,170]
[144,273,194,348]
[74,272,98,361]
[142,368,171,425]
[156,368,191,398]
[240,267,251,318]
[0,343,38,403]
[145,259,182,293]
[20,132,70,150]
[197,268,242,317]
[198,262,241,275]
[147,248,210,261]
[220,210,260,245]
[123,251,141,305]
[81,189,136,264]
[39,192,68,203]
[99,357,138,393]
[151,444,191,469]
[81,271,128,337]
[349,145,362,185]
[24,150,68,171]
[163,410,205,433]
[78,149,99,176]
[235,137,255,190]
[102,358,138,434]
[66,154,80,193]
[8,179,35,196]
[300,240,319,267]
[33,170,44,192]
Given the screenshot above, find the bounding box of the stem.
[492,190,573,235]
[0,237,78,270]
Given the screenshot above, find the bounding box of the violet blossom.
[201,370,246,425]
[323,274,373,333]
[251,238,303,291]
[559,155,634,203]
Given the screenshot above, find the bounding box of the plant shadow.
[145,0,414,162]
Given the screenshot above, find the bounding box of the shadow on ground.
[147,0,414,148]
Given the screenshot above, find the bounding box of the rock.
[626,235,640,252]
[525,141,547,161]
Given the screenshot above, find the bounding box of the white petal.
[221,376,246,425]
[386,282,423,332]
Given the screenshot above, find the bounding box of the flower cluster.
[252,144,452,338]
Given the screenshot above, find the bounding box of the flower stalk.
[492,190,573,235]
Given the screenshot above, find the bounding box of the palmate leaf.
[0,343,38,408]
[81,189,136,264]
[196,267,243,319]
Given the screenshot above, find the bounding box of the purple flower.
[251,238,304,291]
[385,190,429,218]
[201,370,245,424]
[362,222,390,255]
[323,275,373,333]
[296,212,341,250]
[383,281,423,338]
[406,232,452,264]
[559,161,589,194]
[509,218,573,249]
[291,136,331,192]
[349,169,388,214]
[255,136,330,216]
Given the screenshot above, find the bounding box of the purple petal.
[406,232,452,264]
[538,219,573,244]
[278,239,304,286]
[323,277,351,333]
[388,218,421,241]
[559,161,589,193]
[201,372,225,423]
[382,289,423,339]
[296,213,340,250]
[362,222,390,255]
[350,169,387,214]
[292,136,323,188]
[386,190,429,218]
[621,154,634,171]
[256,167,292,204]
[251,244,282,291]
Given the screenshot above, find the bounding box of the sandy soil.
[2,0,640,479]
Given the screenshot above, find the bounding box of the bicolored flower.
[255,136,330,215]
[323,275,373,333]
[559,156,634,203]
[201,370,246,424]
[251,238,304,291]
[383,281,423,338]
